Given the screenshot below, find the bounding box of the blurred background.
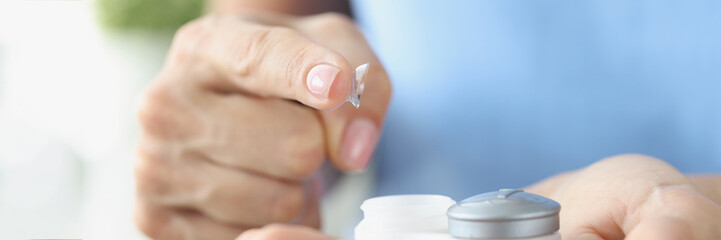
[0,0,197,238]
[4,0,719,239]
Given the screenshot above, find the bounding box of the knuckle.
[232,25,303,90]
[171,17,214,62]
[271,187,305,222]
[230,26,274,78]
[247,26,294,57]
[135,148,173,198]
[135,202,172,240]
[137,81,200,141]
[175,17,210,42]
[137,84,176,139]
[136,214,163,239]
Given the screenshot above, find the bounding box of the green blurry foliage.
[95,0,204,31]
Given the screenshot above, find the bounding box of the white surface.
[0,0,169,239]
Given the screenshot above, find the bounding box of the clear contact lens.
[347,63,370,108]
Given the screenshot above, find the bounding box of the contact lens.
[347,63,369,108]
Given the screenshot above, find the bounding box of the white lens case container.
[355,189,561,240]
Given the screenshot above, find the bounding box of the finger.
[320,73,390,172]
[236,224,338,240]
[294,13,393,171]
[196,92,327,180]
[139,79,326,181]
[170,15,355,109]
[317,62,390,172]
[135,146,307,226]
[135,198,248,240]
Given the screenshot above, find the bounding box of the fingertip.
[338,117,379,172]
[302,59,353,110]
[325,65,353,109]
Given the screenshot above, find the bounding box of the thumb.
[172,15,355,109]
[321,62,392,172]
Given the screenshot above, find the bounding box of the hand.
[235,224,340,240]
[526,154,721,240]
[229,155,721,240]
[134,12,391,240]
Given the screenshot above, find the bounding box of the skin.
[135,11,390,240]
[236,155,721,240]
[135,2,721,240]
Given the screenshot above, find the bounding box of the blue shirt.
[351,0,721,200]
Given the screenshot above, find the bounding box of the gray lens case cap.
[447,189,561,239]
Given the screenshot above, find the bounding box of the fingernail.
[306,64,340,98]
[341,118,379,171]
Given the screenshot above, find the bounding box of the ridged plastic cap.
[447,189,560,239]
